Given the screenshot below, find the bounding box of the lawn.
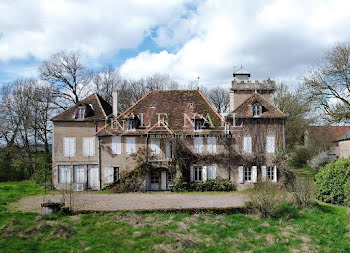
[1,181,350,252]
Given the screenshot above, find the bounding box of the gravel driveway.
[11,192,249,213]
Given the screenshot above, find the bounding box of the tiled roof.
[98,89,225,135]
[52,93,112,121]
[308,126,350,142]
[232,93,286,118]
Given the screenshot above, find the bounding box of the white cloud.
[0,0,188,61]
[120,0,350,87]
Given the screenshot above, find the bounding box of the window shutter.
[252,166,257,183]
[151,139,160,155]
[64,138,70,156]
[238,166,244,184]
[83,138,89,156]
[190,166,194,182]
[166,141,171,159]
[273,166,277,182]
[198,137,203,153]
[69,138,75,157]
[243,136,252,153]
[112,136,121,154]
[208,165,216,179]
[104,167,114,184]
[126,137,136,154]
[89,138,94,156]
[266,136,275,153]
[202,166,207,181]
[212,137,216,153]
[261,166,267,181]
[207,137,216,154]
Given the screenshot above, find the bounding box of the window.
[151,103,156,108]
[150,138,161,155]
[76,108,85,119]
[151,171,159,184]
[126,137,136,154]
[73,165,84,183]
[207,137,216,154]
[189,102,194,108]
[267,167,274,180]
[244,167,252,181]
[266,136,275,153]
[112,136,122,154]
[194,119,203,131]
[114,167,120,181]
[194,137,203,153]
[193,166,202,182]
[127,119,136,131]
[58,165,71,184]
[64,137,75,157]
[243,136,252,153]
[83,137,94,156]
[252,103,262,116]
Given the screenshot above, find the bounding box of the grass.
[1,181,350,252]
[288,163,316,177]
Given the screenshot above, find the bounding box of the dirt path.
[11,192,249,213]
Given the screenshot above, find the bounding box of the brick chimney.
[112,90,118,117]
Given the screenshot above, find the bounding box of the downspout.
[95,120,102,191]
[146,134,149,162]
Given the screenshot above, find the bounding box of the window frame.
[244,167,252,182]
[150,171,160,184]
[76,107,85,119]
[252,103,262,117]
[194,119,203,132]
[193,166,203,182]
[127,119,136,131]
[267,166,274,180]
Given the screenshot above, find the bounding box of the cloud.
[0,0,188,61]
[120,0,350,87]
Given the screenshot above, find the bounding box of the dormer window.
[76,108,85,119]
[151,103,155,108]
[127,119,136,131]
[194,119,203,132]
[189,102,194,108]
[252,103,263,117]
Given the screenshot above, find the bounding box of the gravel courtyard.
[12,192,249,213]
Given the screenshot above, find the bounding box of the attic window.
[194,119,204,132]
[252,103,263,117]
[189,103,194,108]
[76,108,85,119]
[127,119,136,131]
[151,103,155,108]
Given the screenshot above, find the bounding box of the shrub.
[307,151,332,171]
[314,158,350,205]
[170,179,233,192]
[288,176,314,208]
[290,146,311,167]
[245,182,289,218]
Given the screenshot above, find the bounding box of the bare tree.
[208,87,229,113]
[145,73,179,90]
[303,42,350,122]
[39,50,91,108]
[92,65,122,104]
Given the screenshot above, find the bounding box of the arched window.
[252,103,262,116]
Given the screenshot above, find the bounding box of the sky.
[1,0,350,89]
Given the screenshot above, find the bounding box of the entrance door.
[161,171,167,190]
[150,171,160,191]
[88,165,99,190]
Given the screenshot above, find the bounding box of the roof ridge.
[94,93,107,118]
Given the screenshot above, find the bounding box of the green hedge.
[315,158,350,205]
[169,179,234,192]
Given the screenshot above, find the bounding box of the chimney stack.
[112,90,118,117]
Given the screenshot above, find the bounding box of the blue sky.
[1,0,350,88]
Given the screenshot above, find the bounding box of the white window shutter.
[208,165,216,179]
[252,166,257,183]
[112,136,121,154]
[83,138,89,156]
[69,138,75,157]
[261,166,267,181]
[166,141,171,159]
[198,137,203,154]
[190,166,194,182]
[207,137,216,154]
[66,166,71,184]
[238,166,244,184]
[126,137,136,154]
[273,166,277,182]
[104,167,114,184]
[212,137,216,153]
[266,136,275,153]
[202,166,207,181]
[64,138,70,156]
[243,137,252,153]
[89,138,94,156]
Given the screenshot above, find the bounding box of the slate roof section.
[98,89,225,136]
[52,93,112,121]
[232,93,286,118]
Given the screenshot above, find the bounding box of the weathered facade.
[52,73,286,191]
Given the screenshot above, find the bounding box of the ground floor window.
[151,171,159,184]
[267,166,274,180]
[58,165,71,184]
[244,167,252,181]
[194,166,202,182]
[114,167,120,181]
[73,165,84,183]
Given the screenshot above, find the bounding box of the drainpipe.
[98,137,102,191]
[146,134,149,162]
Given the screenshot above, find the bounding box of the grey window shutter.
[202,166,207,181]
[273,166,277,182]
[238,166,244,184]
[252,166,257,183]
[190,166,194,182]
[261,166,267,181]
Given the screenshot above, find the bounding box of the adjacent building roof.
[52,93,112,121]
[232,93,286,119]
[308,126,350,142]
[98,89,225,136]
